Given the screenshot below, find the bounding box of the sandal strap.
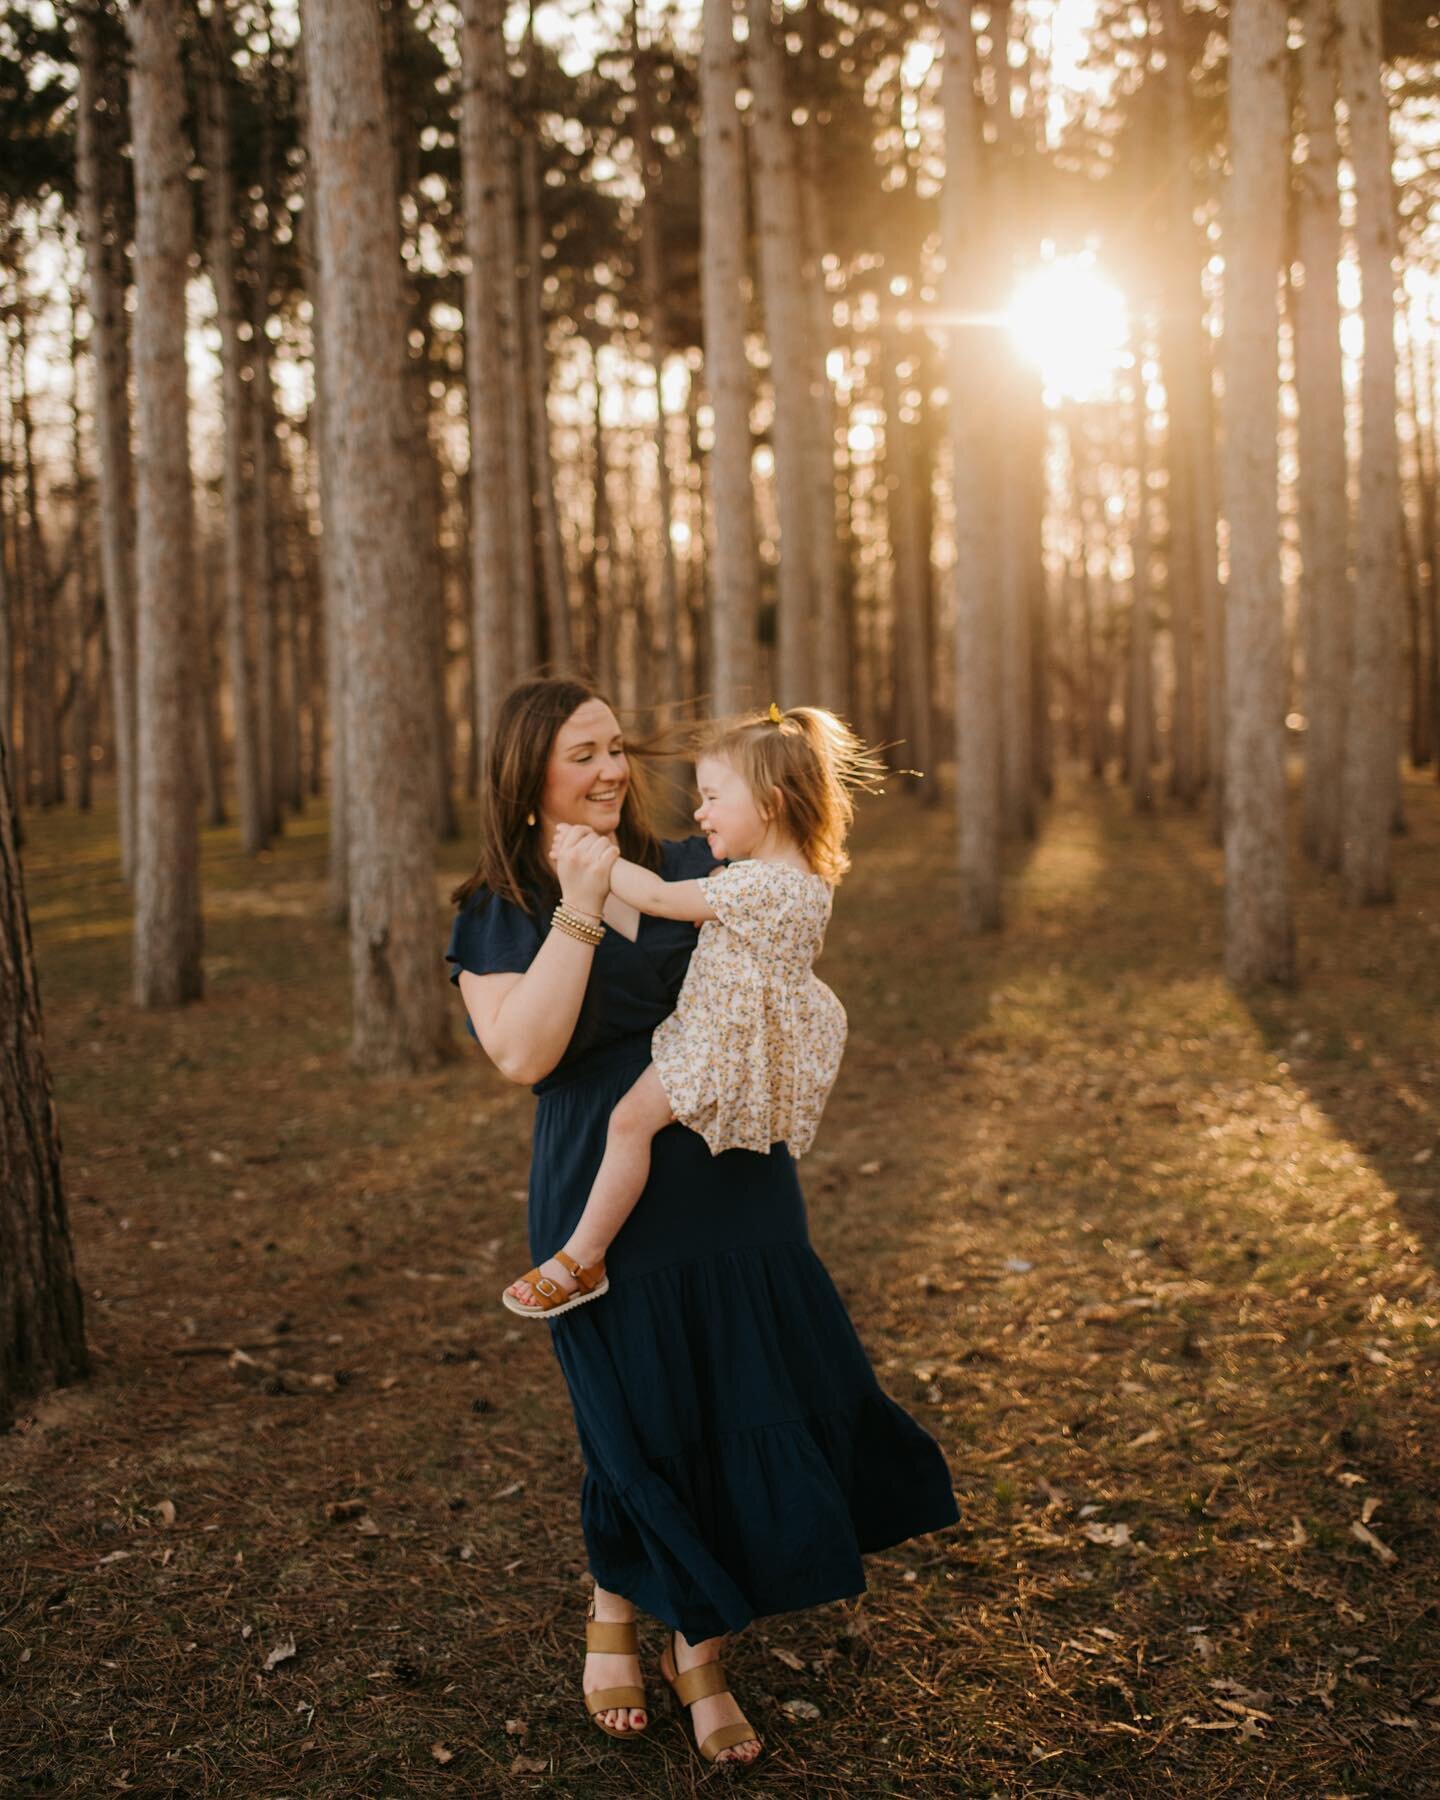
[585,1683,646,1713]
[585,1618,639,1653]
[553,1248,604,1291]
[700,1719,760,1760]
[672,1659,731,1707]
[516,1267,568,1308]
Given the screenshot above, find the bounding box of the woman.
[446,678,960,1770]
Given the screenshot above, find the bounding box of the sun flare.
[1004,256,1130,403]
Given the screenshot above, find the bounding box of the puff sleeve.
[445,891,542,1039]
[696,859,788,942]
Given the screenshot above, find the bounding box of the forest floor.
[2,768,1439,1799]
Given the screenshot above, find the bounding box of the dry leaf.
[1288,1517,1310,1548]
[504,1718,528,1738]
[97,1551,133,1566]
[1082,1521,1132,1549]
[510,1754,548,1774]
[770,1647,806,1671]
[154,1499,176,1528]
[858,1161,882,1177]
[494,1480,525,1500]
[781,1698,821,1721]
[263,1637,297,1671]
[1360,1496,1381,1525]
[325,1498,366,1523]
[430,1744,455,1765]
[1350,1520,1397,1565]
[354,1515,381,1537]
[1126,1428,1162,1449]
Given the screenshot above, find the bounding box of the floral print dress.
[650,859,847,1158]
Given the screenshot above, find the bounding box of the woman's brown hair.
[697,705,887,882]
[450,677,664,913]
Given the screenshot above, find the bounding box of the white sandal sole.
[501,1274,610,1320]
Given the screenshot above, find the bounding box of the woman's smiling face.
[539,699,630,835]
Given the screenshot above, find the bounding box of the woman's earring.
[526,810,537,827]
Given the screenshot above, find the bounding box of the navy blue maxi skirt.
[530,1034,960,1643]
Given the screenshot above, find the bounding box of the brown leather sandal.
[582,1595,649,1741]
[658,1629,763,1769]
[501,1249,609,1319]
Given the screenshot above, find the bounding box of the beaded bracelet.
[552,902,605,946]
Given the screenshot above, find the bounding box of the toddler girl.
[502,703,884,1318]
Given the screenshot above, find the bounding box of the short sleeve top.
[444,834,720,1089]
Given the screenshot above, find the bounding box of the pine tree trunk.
[1220,0,1294,985]
[746,0,814,704]
[1156,0,1203,804]
[301,0,452,1070]
[881,344,933,796]
[517,107,572,672]
[940,0,1002,929]
[0,731,89,1431]
[1294,0,1351,869]
[1127,368,1156,811]
[460,0,517,753]
[1337,0,1403,902]
[198,5,267,854]
[74,2,138,878]
[701,0,759,710]
[127,0,204,1005]
[296,66,350,922]
[631,7,682,709]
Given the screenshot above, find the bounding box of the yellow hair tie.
[768,701,783,724]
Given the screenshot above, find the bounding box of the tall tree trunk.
[460,0,518,756]
[797,0,844,712]
[250,107,282,845]
[1219,0,1294,985]
[0,731,89,1431]
[881,343,933,794]
[700,0,758,710]
[1338,0,1403,901]
[198,4,267,853]
[302,0,452,1070]
[631,4,682,709]
[516,92,572,673]
[296,65,350,921]
[1155,0,1203,804]
[14,308,62,810]
[128,0,204,1006]
[1294,0,1351,869]
[1126,365,1156,811]
[746,0,814,704]
[74,2,138,878]
[940,0,1002,929]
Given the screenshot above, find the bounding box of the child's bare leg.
[506,1066,674,1307]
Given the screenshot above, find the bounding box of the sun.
[1004,254,1130,403]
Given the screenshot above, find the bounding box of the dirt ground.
[2,770,1438,1798]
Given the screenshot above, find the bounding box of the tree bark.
[940,0,1002,929]
[74,2,138,878]
[631,4,682,709]
[302,0,452,1069]
[460,0,518,756]
[1219,0,1294,985]
[0,731,89,1432]
[746,0,814,704]
[1293,0,1351,869]
[700,0,759,710]
[1127,367,1156,811]
[128,0,204,1007]
[198,4,267,854]
[1338,0,1404,903]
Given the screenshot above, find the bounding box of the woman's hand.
[550,823,618,917]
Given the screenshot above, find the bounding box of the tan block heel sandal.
[582,1596,649,1741]
[658,1630,763,1770]
[501,1249,609,1319]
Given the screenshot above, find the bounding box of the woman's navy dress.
[446,836,959,1642]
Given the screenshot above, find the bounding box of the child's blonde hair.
[696,705,887,881]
